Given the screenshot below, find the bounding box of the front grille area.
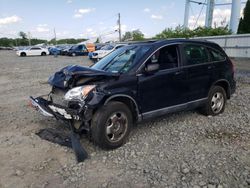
[50,87,68,106]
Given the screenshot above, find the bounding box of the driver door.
[137,44,187,116]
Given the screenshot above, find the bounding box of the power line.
[82,14,117,29]
[194,0,206,28]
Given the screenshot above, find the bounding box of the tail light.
[229,58,235,75]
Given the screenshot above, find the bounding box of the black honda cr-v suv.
[30,39,236,151]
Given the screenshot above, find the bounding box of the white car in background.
[16,47,49,57]
[92,44,126,61]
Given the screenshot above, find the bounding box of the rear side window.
[30,47,41,50]
[208,48,226,62]
[184,45,209,65]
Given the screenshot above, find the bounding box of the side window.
[149,45,178,70]
[78,45,83,50]
[184,45,209,65]
[115,45,123,49]
[208,48,226,62]
[30,47,41,50]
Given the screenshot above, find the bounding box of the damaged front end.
[29,65,117,162]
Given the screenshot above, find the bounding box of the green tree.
[122,31,133,41]
[19,31,27,39]
[132,30,144,41]
[122,30,144,41]
[54,38,87,44]
[238,0,250,34]
[155,25,231,39]
[95,37,100,43]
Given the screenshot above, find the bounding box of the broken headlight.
[64,85,96,101]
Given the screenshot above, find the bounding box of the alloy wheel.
[211,92,224,114]
[105,112,128,143]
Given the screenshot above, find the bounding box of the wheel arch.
[211,79,230,99]
[21,52,26,56]
[104,94,141,122]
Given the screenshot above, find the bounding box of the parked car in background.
[95,43,106,50]
[88,43,105,59]
[48,45,65,55]
[16,46,49,57]
[49,46,61,55]
[86,43,95,52]
[0,46,14,50]
[91,43,126,61]
[61,45,73,55]
[67,44,88,56]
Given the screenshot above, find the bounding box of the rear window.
[207,48,226,62]
[184,45,209,65]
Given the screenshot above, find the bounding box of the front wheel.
[41,52,46,56]
[201,86,226,116]
[91,101,133,149]
[20,52,26,57]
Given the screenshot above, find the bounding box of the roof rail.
[125,39,159,44]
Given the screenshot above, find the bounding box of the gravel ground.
[0,50,249,188]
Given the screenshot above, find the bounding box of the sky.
[0,0,246,42]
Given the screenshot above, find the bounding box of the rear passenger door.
[29,47,41,56]
[181,44,214,101]
[206,47,227,82]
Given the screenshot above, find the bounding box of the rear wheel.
[21,52,26,57]
[201,86,226,116]
[72,53,76,56]
[41,52,46,56]
[91,101,132,149]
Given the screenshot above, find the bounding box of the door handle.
[208,65,213,70]
[175,71,183,75]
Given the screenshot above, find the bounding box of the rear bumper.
[231,79,236,95]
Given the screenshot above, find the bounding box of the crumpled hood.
[48,65,118,89]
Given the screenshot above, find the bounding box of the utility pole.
[54,28,57,45]
[230,0,241,34]
[184,0,190,28]
[205,0,215,28]
[118,13,121,42]
[28,32,31,46]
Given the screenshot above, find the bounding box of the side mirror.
[145,63,159,73]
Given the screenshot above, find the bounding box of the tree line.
[0,31,87,47]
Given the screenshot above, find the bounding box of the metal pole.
[118,13,121,42]
[230,0,241,34]
[28,32,31,46]
[205,0,215,27]
[54,28,57,45]
[184,0,190,28]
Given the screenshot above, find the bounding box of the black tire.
[201,86,227,116]
[91,101,133,149]
[21,52,26,57]
[72,53,76,57]
[41,52,46,56]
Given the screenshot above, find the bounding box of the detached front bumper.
[29,96,89,162]
[29,96,79,120]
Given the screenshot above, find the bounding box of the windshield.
[100,44,114,50]
[71,45,78,50]
[92,45,151,73]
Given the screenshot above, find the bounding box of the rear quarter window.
[184,45,209,65]
[207,48,226,62]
